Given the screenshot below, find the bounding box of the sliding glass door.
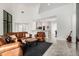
[3,10,12,34]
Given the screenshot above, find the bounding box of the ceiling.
[39,3,70,13]
[0,3,71,14]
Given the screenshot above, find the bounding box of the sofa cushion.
[25,33,30,38]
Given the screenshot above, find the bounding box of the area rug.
[23,42,52,56]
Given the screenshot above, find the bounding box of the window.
[14,23,30,32]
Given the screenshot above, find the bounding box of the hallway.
[43,39,76,56]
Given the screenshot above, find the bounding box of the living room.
[0,3,77,56]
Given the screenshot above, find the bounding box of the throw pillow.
[10,35,18,42]
[4,35,12,43]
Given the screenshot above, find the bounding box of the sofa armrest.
[0,42,21,53]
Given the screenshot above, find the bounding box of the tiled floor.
[43,39,76,56]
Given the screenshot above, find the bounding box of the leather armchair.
[35,32,46,42]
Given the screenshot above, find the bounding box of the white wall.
[0,4,15,35]
[51,22,57,37]
[0,8,3,35]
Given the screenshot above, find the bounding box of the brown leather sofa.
[35,32,46,42]
[0,36,23,56]
[0,42,23,56]
[5,32,28,40]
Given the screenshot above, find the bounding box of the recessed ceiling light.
[48,3,51,6]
